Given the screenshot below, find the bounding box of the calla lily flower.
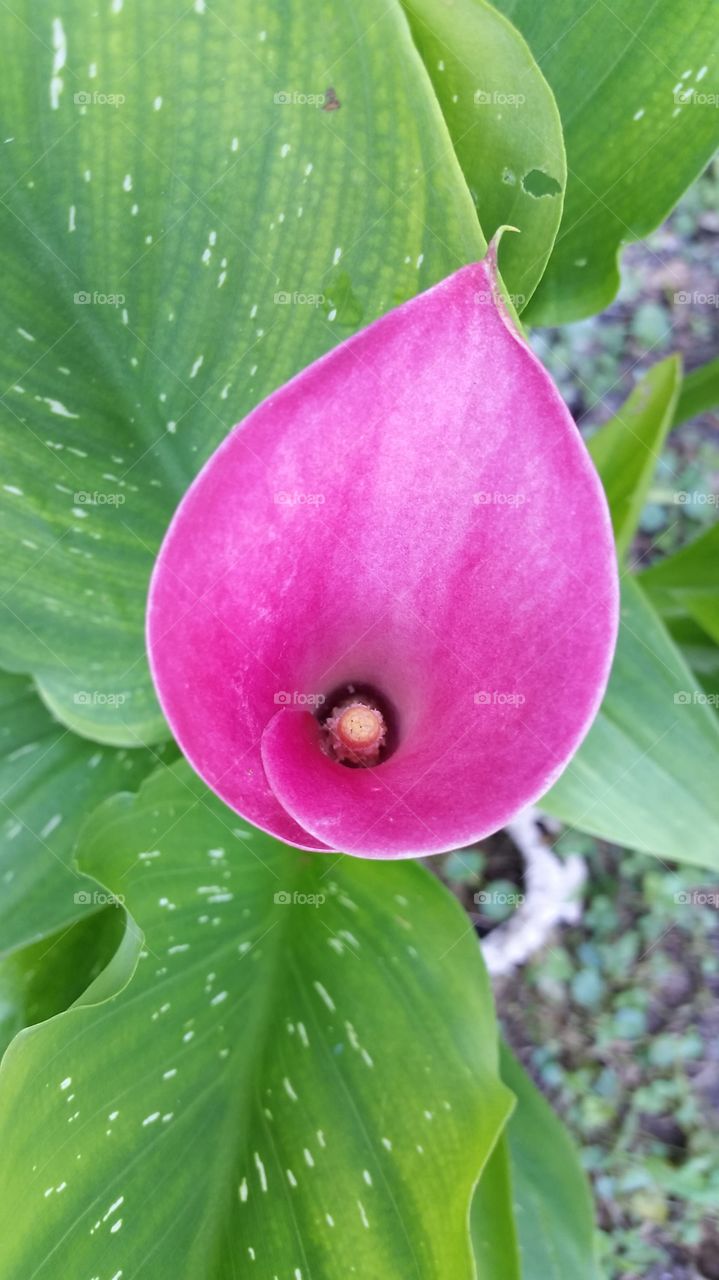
[147,249,618,859]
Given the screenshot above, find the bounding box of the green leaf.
[496,1045,599,1279]
[0,759,511,1278]
[640,524,719,645]
[471,1126,522,1280]
[662,615,719,701]
[493,0,719,323]
[0,907,126,1058]
[472,1045,598,1278]
[672,355,719,428]
[587,356,681,561]
[401,0,566,307]
[0,0,485,745]
[0,670,170,956]
[543,576,719,870]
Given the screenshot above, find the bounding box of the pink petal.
[147,252,618,858]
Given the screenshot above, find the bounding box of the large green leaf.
[543,576,719,869]
[471,1120,522,1279]
[663,615,719,701]
[504,1046,599,1278]
[0,759,511,1278]
[494,0,719,323]
[472,1045,598,1278]
[640,524,719,646]
[0,0,485,745]
[588,356,681,561]
[0,906,125,1058]
[672,355,719,428]
[0,669,169,956]
[401,0,565,307]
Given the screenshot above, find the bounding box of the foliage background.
[447,161,719,1280]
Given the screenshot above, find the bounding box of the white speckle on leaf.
[40,814,62,837]
[313,981,335,1012]
[103,1196,124,1221]
[50,18,67,109]
[254,1152,267,1192]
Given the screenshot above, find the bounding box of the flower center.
[321,687,391,766]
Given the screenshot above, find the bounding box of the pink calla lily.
[147,251,618,858]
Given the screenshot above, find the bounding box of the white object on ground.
[480,807,587,977]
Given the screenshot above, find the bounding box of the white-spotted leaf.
[0,760,511,1278]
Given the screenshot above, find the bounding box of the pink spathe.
[147,253,619,858]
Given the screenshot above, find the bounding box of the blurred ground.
[441,161,719,1280]
[534,156,719,567]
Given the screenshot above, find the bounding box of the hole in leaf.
[521,168,562,198]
